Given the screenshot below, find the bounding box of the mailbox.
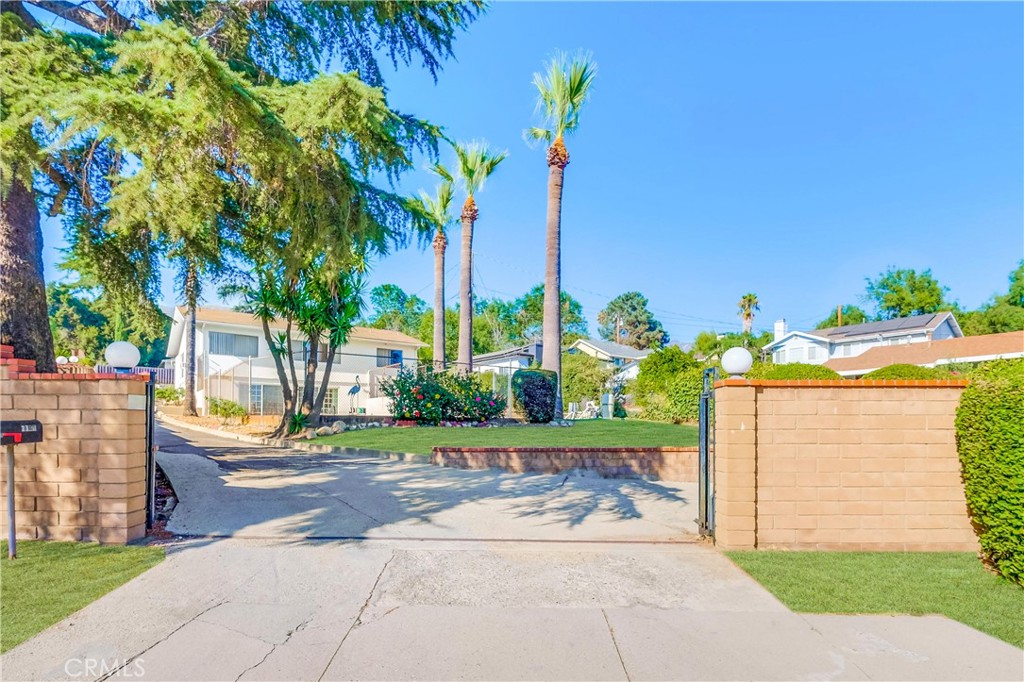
[3,419,43,559]
[2,420,44,445]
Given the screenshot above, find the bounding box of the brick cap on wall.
[1,345,147,381]
[714,378,970,388]
[433,446,699,454]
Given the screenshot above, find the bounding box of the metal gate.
[144,372,157,530]
[697,367,718,537]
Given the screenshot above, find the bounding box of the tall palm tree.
[528,51,596,419]
[738,293,760,335]
[409,179,455,370]
[436,142,507,372]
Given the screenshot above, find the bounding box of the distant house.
[568,338,652,368]
[762,312,963,366]
[166,307,425,416]
[825,330,1024,377]
[471,342,543,374]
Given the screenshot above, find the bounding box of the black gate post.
[144,371,156,529]
[697,367,718,537]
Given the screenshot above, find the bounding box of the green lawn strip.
[316,420,699,454]
[727,551,1024,648]
[0,541,165,653]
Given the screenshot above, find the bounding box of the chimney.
[774,319,788,341]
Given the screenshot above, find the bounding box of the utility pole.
[837,305,843,327]
[615,315,622,344]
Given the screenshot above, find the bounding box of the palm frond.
[530,50,597,141]
[447,140,507,197]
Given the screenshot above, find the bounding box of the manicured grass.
[728,551,1024,648]
[317,419,698,454]
[0,541,165,653]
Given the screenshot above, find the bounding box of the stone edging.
[156,412,431,464]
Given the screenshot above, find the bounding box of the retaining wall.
[713,379,977,551]
[432,446,698,481]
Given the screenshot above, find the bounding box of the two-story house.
[166,307,425,416]
[762,312,963,366]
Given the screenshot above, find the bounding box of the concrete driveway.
[154,423,700,542]
[2,423,1020,681]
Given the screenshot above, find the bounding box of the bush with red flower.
[380,368,506,425]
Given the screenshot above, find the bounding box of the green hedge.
[512,368,557,423]
[955,359,1024,585]
[862,364,947,380]
[746,362,842,380]
[208,397,247,419]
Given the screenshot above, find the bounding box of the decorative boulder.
[316,426,333,437]
[331,422,345,434]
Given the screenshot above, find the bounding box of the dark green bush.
[665,366,706,423]
[208,397,247,419]
[862,364,947,380]
[746,362,842,380]
[955,359,1024,585]
[512,368,557,423]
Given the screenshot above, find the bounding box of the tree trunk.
[261,318,295,439]
[300,334,318,418]
[309,345,337,426]
[743,315,752,335]
[541,139,569,420]
[457,197,477,373]
[183,262,199,416]
[433,231,447,370]
[0,175,56,372]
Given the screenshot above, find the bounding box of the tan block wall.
[0,348,149,544]
[432,447,698,481]
[713,380,977,551]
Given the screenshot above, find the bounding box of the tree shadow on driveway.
[156,423,698,542]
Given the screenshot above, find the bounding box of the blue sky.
[40,1,1024,342]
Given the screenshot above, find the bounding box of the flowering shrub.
[380,368,506,425]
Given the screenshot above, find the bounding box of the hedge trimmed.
[512,368,557,423]
[862,363,947,380]
[955,359,1024,585]
[746,362,842,380]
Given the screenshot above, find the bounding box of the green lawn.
[0,541,165,653]
[317,419,698,454]
[728,551,1024,648]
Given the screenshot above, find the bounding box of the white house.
[166,307,425,416]
[762,312,963,366]
[568,338,652,368]
[471,342,543,375]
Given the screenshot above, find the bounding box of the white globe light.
[55,356,69,365]
[721,347,754,377]
[69,356,79,363]
[105,341,141,369]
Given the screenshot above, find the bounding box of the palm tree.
[528,51,597,419]
[738,293,760,335]
[409,179,455,370]
[436,142,507,372]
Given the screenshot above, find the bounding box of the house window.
[842,344,853,357]
[790,347,803,362]
[377,348,403,367]
[261,384,284,415]
[209,331,259,357]
[775,350,786,364]
[807,347,819,362]
[249,384,262,413]
[322,388,339,415]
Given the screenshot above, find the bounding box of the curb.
[156,412,432,464]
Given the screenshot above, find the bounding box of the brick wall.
[432,446,698,481]
[713,379,977,551]
[0,345,149,543]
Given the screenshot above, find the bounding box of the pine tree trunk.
[541,140,569,420]
[457,200,477,373]
[0,175,56,372]
[433,232,447,370]
[183,262,199,416]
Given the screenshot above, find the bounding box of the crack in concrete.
[96,599,228,682]
[601,608,632,682]
[316,551,396,682]
[233,615,314,682]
